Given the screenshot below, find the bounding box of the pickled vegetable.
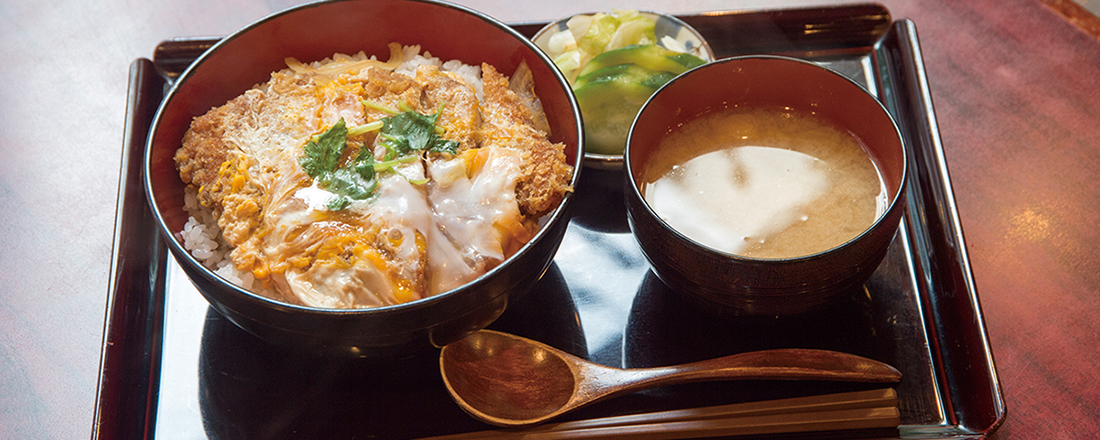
[574,65,676,154]
[576,44,706,79]
[542,10,708,155]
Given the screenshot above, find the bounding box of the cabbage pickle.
[544,10,708,156]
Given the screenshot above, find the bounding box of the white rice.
[393,45,484,100]
[178,46,483,292]
[177,188,257,290]
[299,44,484,100]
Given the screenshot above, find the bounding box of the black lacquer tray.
[94,4,1005,439]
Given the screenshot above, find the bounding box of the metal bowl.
[144,0,583,358]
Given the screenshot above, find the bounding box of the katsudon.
[173,44,573,309]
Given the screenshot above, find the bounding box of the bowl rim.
[143,0,584,316]
[530,9,717,171]
[624,54,909,264]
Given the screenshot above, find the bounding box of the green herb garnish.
[299,118,379,211]
[299,118,349,178]
[376,103,460,159]
[298,103,459,211]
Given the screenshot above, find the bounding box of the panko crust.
[358,67,424,118]
[175,90,266,210]
[480,63,573,217]
[415,64,483,152]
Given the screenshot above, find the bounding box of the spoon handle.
[597,348,900,396]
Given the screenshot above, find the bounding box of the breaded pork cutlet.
[479,63,573,217]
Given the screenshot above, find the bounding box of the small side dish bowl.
[144,0,583,358]
[625,56,907,316]
[532,10,714,170]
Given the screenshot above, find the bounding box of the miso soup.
[641,106,887,259]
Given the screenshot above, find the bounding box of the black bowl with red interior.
[144,0,583,358]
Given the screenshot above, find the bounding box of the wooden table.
[1,0,1097,438]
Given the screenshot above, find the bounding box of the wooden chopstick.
[496,407,900,440]
[417,388,899,440]
[536,388,897,432]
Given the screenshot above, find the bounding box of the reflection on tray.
[197,266,588,439]
[196,163,919,440]
[199,306,473,439]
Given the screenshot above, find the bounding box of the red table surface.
[0,0,1097,438]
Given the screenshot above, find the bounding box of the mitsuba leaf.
[432,137,460,156]
[300,106,458,210]
[298,118,379,211]
[322,167,378,211]
[379,108,459,158]
[351,146,377,181]
[299,118,348,178]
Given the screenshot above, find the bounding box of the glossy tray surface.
[95,4,1004,439]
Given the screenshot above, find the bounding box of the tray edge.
[91,58,169,440]
[877,19,1006,438]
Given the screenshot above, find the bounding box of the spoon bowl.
[439,330,901,427]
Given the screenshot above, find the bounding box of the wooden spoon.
[439,330,901,427]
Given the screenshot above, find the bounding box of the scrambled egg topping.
[174,44,573,308]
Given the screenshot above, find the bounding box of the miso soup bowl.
[624,56,907,316]
[144,0,583,358]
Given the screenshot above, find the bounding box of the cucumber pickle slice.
[572,45,705,155]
